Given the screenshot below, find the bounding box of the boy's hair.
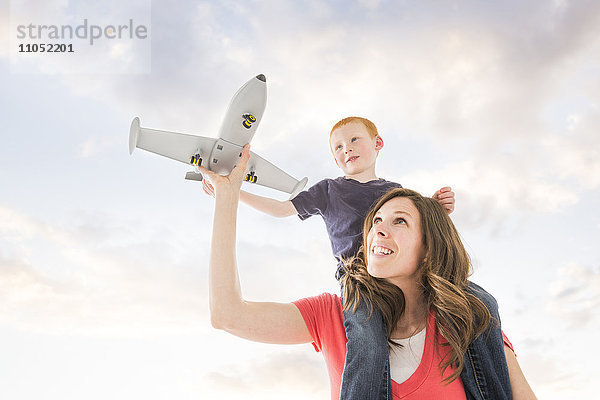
[330,116,379,139]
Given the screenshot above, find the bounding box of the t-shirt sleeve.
[290,179,329,220]
[293,293,339,352]
[501,330,516,356]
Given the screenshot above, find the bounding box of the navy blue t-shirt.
[291,177,402,277]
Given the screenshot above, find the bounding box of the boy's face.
[329,122,383,176]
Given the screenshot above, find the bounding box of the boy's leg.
[340,295,392,400]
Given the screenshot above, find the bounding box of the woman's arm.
[201,145,312,345]
[505,345,537,400]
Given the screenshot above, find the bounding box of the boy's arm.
[240,190,298,218]
[432,186,455,214]
[202,177,298,218]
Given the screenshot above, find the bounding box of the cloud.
[200,349,329,400]
[544,109,600,189]
[5,0,599,189]
[391,155,579,234]
[547,262,600,328]
[0,257,60,304]
[77,135,122,158]
[517,350,583,398]
[0,204,209,337]
[0,202,337,339]
[0,3,9,59]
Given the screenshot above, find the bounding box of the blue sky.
[1,0,599,399]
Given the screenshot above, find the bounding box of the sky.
[0,0,599,398]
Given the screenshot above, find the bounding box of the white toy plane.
[129,74,308,198]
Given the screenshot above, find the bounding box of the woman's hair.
[330,116,379,139]
[341,188,492,383]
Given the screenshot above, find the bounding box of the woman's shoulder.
[466,281,499,313]
[294,292,342,314]
[293,293,346,350]
[293,293,345,333]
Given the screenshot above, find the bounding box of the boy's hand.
[198,144,250,197]
[433,186,455,214]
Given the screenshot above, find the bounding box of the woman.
[202,145,536,399]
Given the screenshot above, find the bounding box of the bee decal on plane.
[245,171,257,183]
[190,153,202,167]
[242,114,256,129]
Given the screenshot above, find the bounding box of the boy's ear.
[375,135,384,150]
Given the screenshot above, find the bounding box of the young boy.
[203,116,454,399]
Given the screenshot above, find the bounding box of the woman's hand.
[198,144,251,198]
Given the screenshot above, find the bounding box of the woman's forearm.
[209,189,243,329]
[207,189,311,344]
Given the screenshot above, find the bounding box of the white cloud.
[77,135,121,158]
[200,350,329,400]
[544,109,600,189]
[0,3,9,59]
[518,351,584,398]
[393,156,579,232]
[357,0,381,10]
[0,204,209,337]
[547,262,600,328]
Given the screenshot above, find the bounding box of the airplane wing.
[247,150,308,199]
[129,117,216,165]
[130,117,307,197]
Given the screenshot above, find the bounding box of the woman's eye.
[373,217,382,224]
[336,144,342,150]
[394,218,406,225]
[351,137,358,142]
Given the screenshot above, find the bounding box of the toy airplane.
[129,74,308,198]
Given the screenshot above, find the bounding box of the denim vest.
[460,282,512,400]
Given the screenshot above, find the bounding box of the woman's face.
[366,197,426,287]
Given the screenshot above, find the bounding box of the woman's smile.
[371,244,394,256]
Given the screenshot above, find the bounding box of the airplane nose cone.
[256,74,266,82]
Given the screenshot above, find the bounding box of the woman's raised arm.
[200,145,312,344]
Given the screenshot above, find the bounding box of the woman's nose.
[376,226,388,237]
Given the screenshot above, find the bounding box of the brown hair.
[330,116,379,139]
[341,188,492,383]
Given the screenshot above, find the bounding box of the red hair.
[330,116,379,139]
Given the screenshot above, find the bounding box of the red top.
[294,293,513,400]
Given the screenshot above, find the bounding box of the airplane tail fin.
[185,171,204,181]
[289,177,308,200]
